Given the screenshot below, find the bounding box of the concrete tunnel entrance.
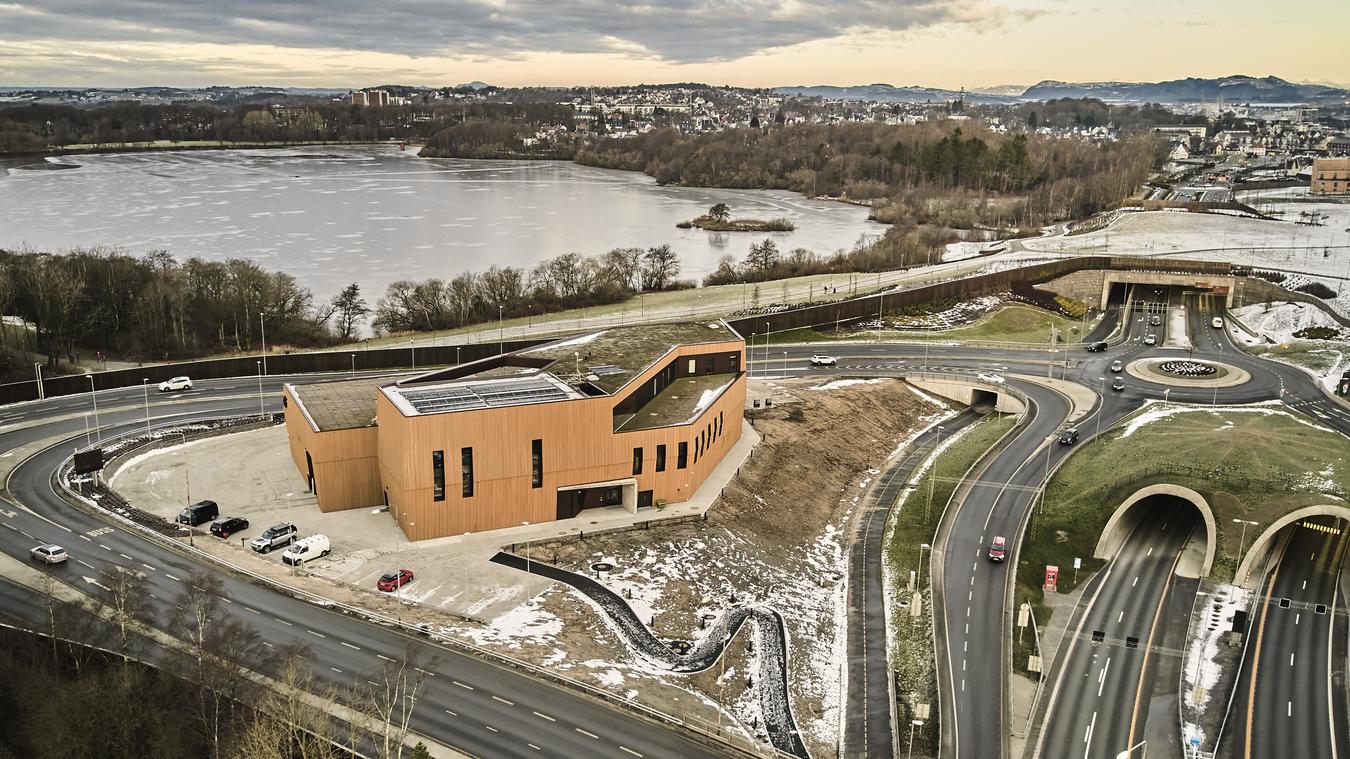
[1095,484,1216,578]
[1232,506,1350,589]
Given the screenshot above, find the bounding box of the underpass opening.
[969,388,998,411]
[1095,485,1216,578]
[1232,507,1350,589]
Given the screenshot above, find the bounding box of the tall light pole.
[498,305,504,354]
[86,374,102,443]
[259,312,267,376]
[409,339,416,371]
[177,430,193,547]
[764,322,770,376]
[907,719,924,759]
[1097,377,1106,438]
[925,425,945,524]
[34,363,44,400]
[256,361,265,419]
[142,378,151,435]
[781,351,787,378]
[1116,740,1147,759]
[455,346,461,366]
[1233,518,1258,564]
[350,353,356,378]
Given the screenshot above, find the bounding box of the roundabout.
[1123,356,1251,388]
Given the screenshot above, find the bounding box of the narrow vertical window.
[531,439,543,489]
[632,447,643,476]
[432,450,445,502]
[688,358,697,374]
[656,444,666,472]
[461,447,474,498]
[677,442,688,469]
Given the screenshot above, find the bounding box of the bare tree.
[100,564,154,670]
[641,244,680,291]
[358,646,433,759]
[229,648,350,759]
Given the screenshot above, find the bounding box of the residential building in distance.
[351,89,390,107]
[283,322,746,540]
[1311,157,1350,194]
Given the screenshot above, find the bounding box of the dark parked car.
[1058,428,1080,445]
[1085,341,1108,352]
[1112,377,1126,391]
[377,569,415,592]
[210,517,249,538]
[176,500,219,527]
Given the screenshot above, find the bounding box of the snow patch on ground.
[524,330,606,352]
[1182,585,1251,749]
[1116,399,1334,440]
[461,593,565,650]
[809,378,887,392]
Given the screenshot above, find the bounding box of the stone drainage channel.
[490,551,808,757]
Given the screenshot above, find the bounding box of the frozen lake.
[1,145,878,299]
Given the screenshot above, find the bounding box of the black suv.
[250,523,298,553]
[210,517,249,538]
[1058,428,1080,445]
[176,500,219,527]
[1085,341,1108,352]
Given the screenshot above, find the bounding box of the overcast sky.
[1,0,1346,89]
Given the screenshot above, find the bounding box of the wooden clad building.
[284,322,746,540]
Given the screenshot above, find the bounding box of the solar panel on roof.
[588,364,626,376]
[398,378,573,414]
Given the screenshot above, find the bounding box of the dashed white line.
[118,553,133,561]
[533,711,555,721]
[528,744,541,751]
[377,654,394,661]
[1117,611,1124,623]
[1290,653,1295,666]
[619,747,644,757]
[1288,700,1293,717]
[307,629,326,638]
[164,573,180,582]
[575,728,599,740]
[244,607,261,614]
[275,618,293,626]
[77,560,95,569]
[453,681,474,691]
[1132,576,1139,588]
[98,544,111,551]
[79,535,91,542]
[141,563,156,572]
[444,710,457,717]
[341,641,361,650]
[492,695,514,706]
[415,667,434,677]
[331,667,342,674]
[485,726,499,733]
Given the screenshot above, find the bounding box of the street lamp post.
[764,322,770,376]
[177,431,193,547]
[917,543,931,588]
[142,378,151,435]
[410,339,416,371]
[781,351,787,379]
[86,375,101,443]
[1097,377,1106,438]
[907,719,924,759]
[256,361,265,419]
[350,353,356,378]
[925,425,945,524]
[498,305,504,355]
[259,312,267,376]
[456,346,461,366]
[34,363,44,400]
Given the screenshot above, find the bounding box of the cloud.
[0,0,1035,64]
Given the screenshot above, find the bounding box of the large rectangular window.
[461,447,474,498]
[656,444,666,472]
[432,450,445,502]
[531,439,543,489]
[677,442,688,469]
[632,447,643,476]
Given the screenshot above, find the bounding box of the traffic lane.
[6,420,727,759]
[1037,506,1197,759]
[1247,521,1348,759]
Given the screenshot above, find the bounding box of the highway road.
[1224,515,1349,759]
[4,276,1350,759]
[0,379,732,759]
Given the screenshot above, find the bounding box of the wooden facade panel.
[306,336,747,541]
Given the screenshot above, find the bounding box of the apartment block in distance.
[283,322,746,540]
[1311,157,1350,194]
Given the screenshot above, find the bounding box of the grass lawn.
[767,304,1097,347]
[1246,340,1348,377]
[1013,401,1350,647]
[882,412,1018,751]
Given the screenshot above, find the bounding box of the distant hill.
[772,83,1013,104]
[455,81,492,91]
[1020,75,1349,104]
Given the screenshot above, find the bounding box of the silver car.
[30,544,68,564]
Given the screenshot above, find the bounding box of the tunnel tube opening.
[1232,508,1350,589]
[1095,485,1216,578]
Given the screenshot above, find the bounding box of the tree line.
[5,568,434,759]
[371,245,684,334]
[572,121,1166,226]
[0,247,372,374]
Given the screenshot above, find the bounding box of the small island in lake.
[677,203,795,232]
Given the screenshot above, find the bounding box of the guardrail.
[51,416,786,759]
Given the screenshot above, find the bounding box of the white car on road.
[30,544,68,564]
[810,354,837,367]
[158,376,193,392]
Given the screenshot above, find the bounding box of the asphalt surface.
[4,278,1350,759]
[1223,516,1349,759]
[0,378,731,759]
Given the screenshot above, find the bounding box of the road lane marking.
[79,535,91,541]
[575,728,599,739]
[1287,701,1292,717]
[340,641,360,650]
[376,654,394,661]
[275,618,293,626]
[528,744,540,751]
[444,710,457,717]
[1084,711,1098,757]
[1117,611,1124,623]
[533,711,554,721]
[98,544,110,551]
[619,748,643,757]
[141,563,156,572]
[77,560,94,569]
[164,573,180,582]
[245,607,260,614]
[1132,576,1139,587]
[118,553,133,561]
[452,681,474,690]
[331,667,342,674]
[307,630,326,638]
[1097,657,1112,697]
[485,726,499,733]
[1290,653,1295,666]
[415,667,434,677]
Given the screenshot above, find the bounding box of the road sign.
[1190,736,1201,748]
[1073,557,1081,569]
[1045,565,1059,593]
[1017,603,1030,628]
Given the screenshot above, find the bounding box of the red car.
[987,536,1007,562]
[377,569,414,592]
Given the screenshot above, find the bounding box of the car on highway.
[30,544,68,565]
[809,354,837,367]
[209,516,249,538]
[1110,360,1122,372]
[1150,315,1161,326]
[986,536,1007,562]
[176,499,219,527]
[1211,317,1223,328]
[250,522,298,553]
[158,376,193,392]
[1112,377,1125,391]
[1143,334,1157,346]
[281,534,330,566]
[1085,341,1108,352]
[377,569,415,592]
[1058,428,1080,446]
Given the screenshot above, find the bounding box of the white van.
[281,534,330,566]
[1211,317,1223,329]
